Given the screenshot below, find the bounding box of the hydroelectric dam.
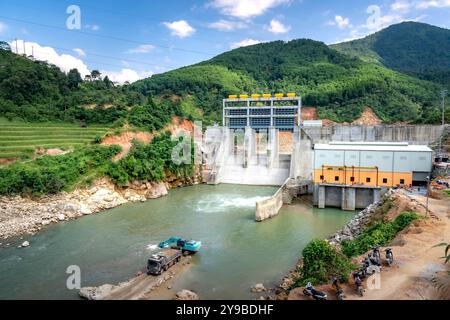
[201,94,447,221]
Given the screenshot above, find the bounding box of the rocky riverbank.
[0,175,199,241]
[274,188,433,299]
[274,189,395,298]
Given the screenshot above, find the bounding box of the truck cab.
[147,249,181,275]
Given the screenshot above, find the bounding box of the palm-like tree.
[435,243,450,264]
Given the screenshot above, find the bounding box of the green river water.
[0,184,354,300]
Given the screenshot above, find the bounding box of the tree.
[0,41,11,51]
[103,75,113,88]
[435,243,450,264]
[67,69,83,89]
[91,70,101,81]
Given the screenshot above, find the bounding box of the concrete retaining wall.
[313,184,384,211]
[255,178,290,222]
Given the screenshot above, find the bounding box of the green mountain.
[0,45,182,131]
[132,38,443,124]
[331,22,450,85]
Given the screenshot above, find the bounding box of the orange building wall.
[314,169,412,187]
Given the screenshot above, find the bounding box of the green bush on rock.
[293,239,355,287]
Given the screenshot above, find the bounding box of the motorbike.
[369,246,382,266]
[385,248,394,266]
[331,277,345,300]
[303,282,328,300]
[354,274,365,297]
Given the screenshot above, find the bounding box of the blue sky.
[0,0,449,83]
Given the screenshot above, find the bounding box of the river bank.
[278,188,450,300]
[0,174,199,241]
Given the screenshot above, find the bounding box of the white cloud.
[416,0,450,9]
[210,0,290,19]
[73,48,86,57]
[126,44,155,54]
[230,38,265,49]
[163,20,196,38]
[0,21,7,33]
[329,15,352,29]
[268,19,291,34]
[208,19,248,31]
[101,69,154,84]
[9,40,90,76]
[391,0,413,12]
[85,24,100,31]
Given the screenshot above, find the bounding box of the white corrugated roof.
[315,142,432,152]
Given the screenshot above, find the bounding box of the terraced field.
[0,120,112,161]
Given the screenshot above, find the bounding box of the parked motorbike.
[369,246,382,266]
[303,282,328,300]
[385,248,394,266]
[331,277,345,300]
[354,274,365,297]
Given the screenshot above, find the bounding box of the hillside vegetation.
[332,22,450,86]
[132,38,444,124]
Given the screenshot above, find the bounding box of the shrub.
[0,145,121,196]
[293,239,355,287]
[105,132,194,186]
[341,212,421,257]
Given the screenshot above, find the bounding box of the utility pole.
[426,174,431,217]
[440,90,448,155]
[15,38,18,54]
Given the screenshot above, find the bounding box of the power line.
[5,2,225,46]
[0,15,216,56]
[11,39,170,69]
[13,41,151,70]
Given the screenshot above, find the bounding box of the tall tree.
[67,68,83,89]
[91,70,101,81]
[0,41,11,51]
[103,75,113,88]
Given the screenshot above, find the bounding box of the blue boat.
[158,237,202,253]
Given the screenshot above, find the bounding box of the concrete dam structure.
[201,94,447,220]
[202,126,292,186]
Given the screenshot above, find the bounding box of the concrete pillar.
[318,185,326,209]
[244,126,256,168]
[267,127,279,169]
[373,188,381,204]
[342,187,356,211]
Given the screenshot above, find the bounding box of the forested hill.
[331,22,450,85]
[131,38,443,124]
[0,45,185,131]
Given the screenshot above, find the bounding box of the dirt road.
[80,256,193,300]
[289,192,450,300]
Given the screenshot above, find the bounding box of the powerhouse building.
[313,142,433,188]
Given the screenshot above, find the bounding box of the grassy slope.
[0,119,111,159]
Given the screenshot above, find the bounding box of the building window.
[350,177,355,182]
[320,175,324,180]
[400,179,405,185]
[366,178,371,183]
[383,178,388,184]
[335,176,340,182]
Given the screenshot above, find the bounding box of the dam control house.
[313,141,433,211]
[223,93,301,132]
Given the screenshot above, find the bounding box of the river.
[0,184,354,300]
